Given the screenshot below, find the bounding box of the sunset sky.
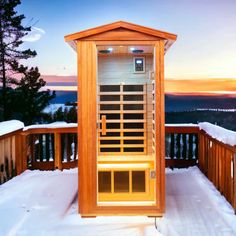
[17,0,236,94]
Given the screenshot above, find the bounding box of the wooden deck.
[64,167,236,236]
[1,124,236,214]
[1,166,235,235]
[164,167,236,236]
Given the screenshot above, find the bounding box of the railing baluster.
[45,134,50,162]
[182,134,187,159]
[188,134,193,160]
[51,134,55,161]
[165,134,170,158]
[170,134,175,159]
[66,134,71,162]
[39,134,43,162]
[73,134,77,161]
[176,134,181,159]
[60,134,65,163]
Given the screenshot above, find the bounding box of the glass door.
[96,45,156,205]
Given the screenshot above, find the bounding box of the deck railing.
[1,122,236,212]
[23,126,78,171]
[166,124,236,212]
[198,130,236,212]
[0,128,23,184]
[165,125,199,168]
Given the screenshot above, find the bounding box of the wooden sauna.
[64,21,177,217]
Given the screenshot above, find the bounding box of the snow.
[43,104,74,114]
[24,122,77,131]
[0,169,78,236]
[199,122,236,146]
[0,120,24,137]
[196,108,236,112]
[165,123,198,127]
[1,167,236,236]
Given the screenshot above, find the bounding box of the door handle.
[101,115,107,135]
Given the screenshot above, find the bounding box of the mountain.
[165,94,236,112]
[50,91,77,104]
[50,92,236,112]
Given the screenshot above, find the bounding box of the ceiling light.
[99,49,111,54]
[132,49,144,53]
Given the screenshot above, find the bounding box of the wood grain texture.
[65,21,177,41]
[77,41,97,215]
[65,21,177,54]
[98,54,153,84]
[81,28,161,41]
[54,133,62,170]
[65,21,176,215]
[101,115,107,135]
[233,154,236,212]
[198,130,236,212]
[154,40,165,213]
[23,127,76,135]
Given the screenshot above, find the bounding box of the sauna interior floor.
[0,167,236,236]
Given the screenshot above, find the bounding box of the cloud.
[22,27,45,42]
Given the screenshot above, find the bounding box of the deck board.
[0,167,236,235]
[163,167,236,236]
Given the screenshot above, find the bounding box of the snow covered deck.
[1,167,236,236]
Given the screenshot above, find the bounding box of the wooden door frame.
[77,40,165,217]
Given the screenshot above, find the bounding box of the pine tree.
[66,107,77,123]
[53,107,65,121]
[0,0,36,120]
[12,67,55,125]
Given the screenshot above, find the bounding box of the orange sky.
[165,78,236,95]
[44,76,236,96]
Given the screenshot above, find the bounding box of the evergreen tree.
[0,0,36,119]
[66,106,77,123]
[12,67,55,125]
[53,107,65,121]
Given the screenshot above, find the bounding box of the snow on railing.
[0,120,24,137]
[23,122,78,171]
[199,122,236,147]
[24,122,77,131]
[198,124,236,212]
[0,120,24,184]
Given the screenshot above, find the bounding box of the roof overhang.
[64,21,177,53]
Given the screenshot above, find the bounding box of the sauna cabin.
[64,21,177,217]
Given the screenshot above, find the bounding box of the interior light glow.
[98,163,151,169]
[136,60,143,64]
[108,47,113,52]
[130,47,135,51]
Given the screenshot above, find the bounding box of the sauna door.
[96,45,156,204]
[97,83,156,203]
[98,84,146,156]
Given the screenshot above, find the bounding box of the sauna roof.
[64,21,177,52]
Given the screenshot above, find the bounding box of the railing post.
[195,134,198,160]
[15,133,27,175]
[233,153,236,213]
[198,132,202,171]
[54,132,62,170]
